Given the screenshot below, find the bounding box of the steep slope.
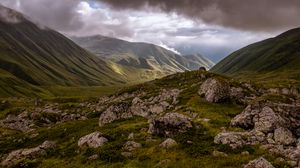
[0,5,126,88]
[211,28,300,82]
[71,35,214,73]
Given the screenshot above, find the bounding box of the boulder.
[148,113,193,137]
[159,138,178,149]
[1,141,56,167]
[214,132,246,149]
[78,131,108,148]
[123,141,142,152]
[99,102,132,127]
[253,107,284,133]
[244,157,274,168]
[198,78,230,103]
[212,150,228,157]
[274,127,295,146]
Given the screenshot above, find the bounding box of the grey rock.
[78,131,108,148]
[1,141,55,167]
[148,113,193,137]
[244,157,274,168]
[198,78,230,103]
[99,102,132,127]
[123,141,142,152]
[212,150,228,157]
[159,138,178,149]
[274,127,295,146]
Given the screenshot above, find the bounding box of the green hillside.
[71,35,214,73]
[211,27,300,86]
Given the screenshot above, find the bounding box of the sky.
[1,0,299,62]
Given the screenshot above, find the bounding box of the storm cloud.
[99,0,300,32]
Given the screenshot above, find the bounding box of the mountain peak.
[0,4,24,23]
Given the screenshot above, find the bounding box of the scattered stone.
[148,113,193,137]
[121,152,133,157]
[156,159,171,166]
[159,138,178,149]
[88,154,99,160]
[198,77,230,103]
[128,133,134,140]
[287,160,297,167]
[241,151,250,156]
[212,150,228,157]
[1,141,56,167]
[123,141,142,152]
[78,132,108,148]
[244,157,274,168]
[274,127,295,146]
[99,102,132,127]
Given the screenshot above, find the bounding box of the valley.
[0,2,300,168]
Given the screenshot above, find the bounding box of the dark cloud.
[99,0,300,32]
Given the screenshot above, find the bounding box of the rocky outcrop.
[159,138,178,149]
[1,141,56,167]
[244,157,274,168]
[99,102,132,127]
[130,89,181,117]
[0,113,34,132]
[99,89,181,127]
[148,113,193,137]
[198,78,230,103]
[78,132,108,148]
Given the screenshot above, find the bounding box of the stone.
[274,127,295,146]
[99,102,132,127]
[1,141,55,167]
[159,138,178,149]
[88,154,99,160]
[128,133,134,140]
[212,150,228,157]
[121,152,133,157]
[198,78,230,103]
[241,151,250,156]
[123,141,142,152]
[214,132,246,149]
[244,157,274,168]
[148,113,193,137]
[254,107,284,133]
[78,131,108,148]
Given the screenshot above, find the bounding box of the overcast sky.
[1,0,299,62]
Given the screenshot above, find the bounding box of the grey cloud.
[99,0,300,32]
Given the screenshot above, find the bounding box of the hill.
[0,5,131,87]
[211,27,300,85]
[71,35,214,73]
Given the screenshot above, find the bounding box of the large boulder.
[274,127,295,146]
[99,102,132,127]
[231,103,285,133]
[198,78,230,103]
[244,157,274,168]
[78,131,108,148]
[148,113,193,137]
[1,141,56,167]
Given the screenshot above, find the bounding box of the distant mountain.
[211,27,300,82]
[71,35,214,73]
[0,5,130,90]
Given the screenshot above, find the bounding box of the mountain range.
[71,35,214,72]
[0,5,214,97]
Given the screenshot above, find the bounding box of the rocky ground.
[0,70,299,167]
